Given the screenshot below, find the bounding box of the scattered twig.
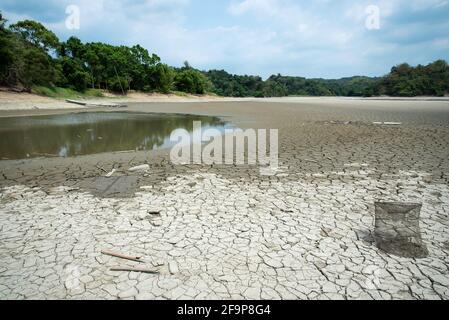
[66,99,87,106]
[96,165,108,173]
[301,158,319,164]
[32,153,59,158]
[101,250,142,263]
[66,99,127,108]
[110,267,159,274]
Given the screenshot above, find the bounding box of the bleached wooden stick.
[110,267,159,274]
[101,250,142,263]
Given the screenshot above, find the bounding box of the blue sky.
[1,0,449,79]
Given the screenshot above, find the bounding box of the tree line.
[206,63,449,97]
[205,72,380,97]
[1,13,448,97]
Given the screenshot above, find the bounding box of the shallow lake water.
[0,112,232,160]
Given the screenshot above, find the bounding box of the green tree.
[0,12,5,29]
[0,12,15,84]
[59,56,91,91]
[205,70,265,97]
[15,45,60,89]
[262,80,287,97]
[150,64,174,93]
[10,20,59,53]
[174,68,211,94]
[183,61,192,69]
[108,77,129,94]
[60,36,85,59]
[1,18,62,89]
[375,61,449,96]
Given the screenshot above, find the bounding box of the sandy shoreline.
[1,89,449,113]
[1,98,449,300]
[0,90,249,112]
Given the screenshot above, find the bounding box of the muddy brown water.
[0,112,232,160]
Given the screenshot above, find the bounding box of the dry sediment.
[0,99,449,300]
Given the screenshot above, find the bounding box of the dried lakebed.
[0,100,449,300]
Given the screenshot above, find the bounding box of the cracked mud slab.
[1,170,448,300]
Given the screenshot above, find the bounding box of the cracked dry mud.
[1,100,449,300]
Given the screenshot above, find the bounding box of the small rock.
[429,274,449,287]
[430,191,442,198]
[168,261,179,274]
[23,257,37,268]
[422,176,433,183]
[105,169,117,178]
[152,260,165,267]
[151,220,163,227]
[118,287,138,299]
[135,212,147,221]
[136,292,155,300]
[244,287,261,300]
[264,258,283,269]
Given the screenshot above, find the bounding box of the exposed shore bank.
[2,88,449,113]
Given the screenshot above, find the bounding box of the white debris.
[128,164,150,173]
[105,169,117,178]
[373,122,402,126]
[344,163,369,168]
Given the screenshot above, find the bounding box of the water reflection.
[0,112,230,160]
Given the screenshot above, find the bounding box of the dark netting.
[374,202,429,258]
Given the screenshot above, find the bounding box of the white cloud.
[228,0,278,15]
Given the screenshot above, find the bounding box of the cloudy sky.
[1,0,448,79]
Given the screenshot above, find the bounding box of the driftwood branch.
[96,165,108,173]
[110,267,159,274]
[301,158,319,164]
[101,250,142,263]
[66,99,87,106]
[66,99,127,108]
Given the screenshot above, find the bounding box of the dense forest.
[1,13,448,97]
[206,64,449,97]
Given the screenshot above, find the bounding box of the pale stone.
[168,261,179,274]
[118,287,138,299]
